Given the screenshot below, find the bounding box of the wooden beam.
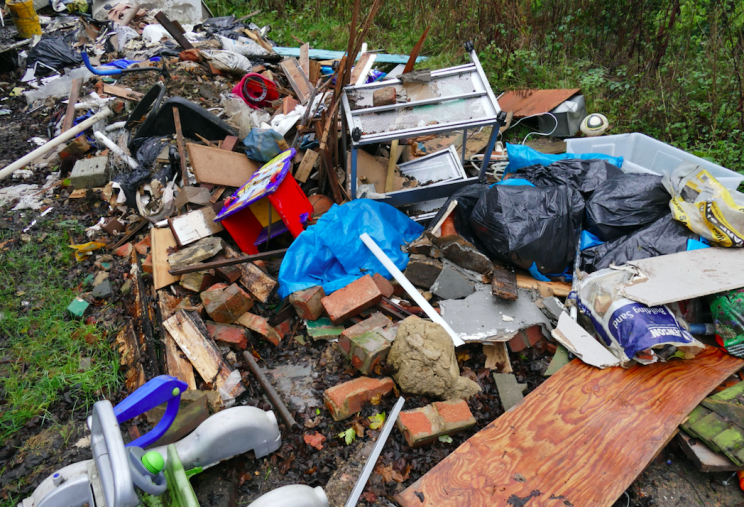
[152,227,180,290]
[491,263,518,301]
[62,78,82,133]
[154,11,194,50]
[168,248,288,276]
[172,107,189,185]
[280,58,315,105]
[516,272,571,298]
[397,348,744,507]
[220,135,238,152]
[403,26,430,74]
[384,139,399,193]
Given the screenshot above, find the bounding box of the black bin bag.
[585,173,670,241]
[513,159,623,198]
[470,184,585,274]
[582,213,700,272]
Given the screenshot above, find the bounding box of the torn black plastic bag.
[513,159,623,198]
[135,137,166,169]
[470,185,585,274]
[113,167,151,209]
[585,173,670,242]
[427,184,489,251]
[27,35,83,71]
[582,213,701,272]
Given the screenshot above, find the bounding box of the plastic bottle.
[6,0,42,38]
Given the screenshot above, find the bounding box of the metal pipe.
[344,396,405,507]
[0,107,113,181]
[242,351,299,430]
[360,233,464,346]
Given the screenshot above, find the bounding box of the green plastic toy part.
[142,451,166,475]
[165,444,200,507]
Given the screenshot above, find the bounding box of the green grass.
[0,221,120,447]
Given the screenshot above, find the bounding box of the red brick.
[324,376,394,421]
[372,274,394,298]
[214,257,242,284]
[142,254,153,273]
[115,242,133,257]
[206,321,249,349]
[238,312,283,346]
[321,275,383,324]
[180,270,218,292]
[200,283,253,324]
[507,325,545,353]
[396,399,475,447]
[390,279,407,297]
[134,236,151,255]
[289,286,326,320]
[348,331,391,375]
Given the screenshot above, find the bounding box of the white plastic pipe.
[248,485,328,507]
[105,121,127,132]
[0,107,113,181]
[360,233,465,346]
[93,131,139,169]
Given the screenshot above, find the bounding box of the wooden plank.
[677,431,744,473]
[309,60,321,84]
[168,248,288,276]
[62,78,82,133]
[114,322,146,393]
[397,348,744,507]
[225,245,278,303]
[163,310,245,397]
[483,342,512,373]
[102,84,144,101]
[154,11,194,50]
[295,149,319,183]
[168,207,224,247]
[491,264,518,301]
[172,107,189,184]
[384,139,399,193]
[516,272,571,298]
[402,26,430,74]
[279,58,315,105]
[157,290,196,390]
[209,187,226,204]
[220,136,238,152]
[152,227,180,290]
[109,218,147,250]
[299,43,310,77]
[186,143,260,187]
[350,52,374,85]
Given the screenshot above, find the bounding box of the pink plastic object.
[232,73,280,110]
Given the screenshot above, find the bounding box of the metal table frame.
[341,45,505,207]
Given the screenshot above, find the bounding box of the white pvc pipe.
[360,233,465,346]
[0,107,113,181]
[105,121,127,132]
[93,131,138,169]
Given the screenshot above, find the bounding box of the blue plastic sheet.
[278,199,424,299]
[580,230,604,250]
[504,143,623,174]
[491,178,535,188]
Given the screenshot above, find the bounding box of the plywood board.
[169,207,224,246]
[186,143,260,187]
[397,347,744,507]
[619,247,744,306]
[152,227,180,290]
[279,58,315,105]
[349,149,407,194]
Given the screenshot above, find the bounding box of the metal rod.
[461,128,468,165]
[168,248,288,275]
[242,351,299,430]
[354,118,500,145]
[345,396,405,507]
[468,48,502,114]
[350,91,486,116]
[344,64,475,90]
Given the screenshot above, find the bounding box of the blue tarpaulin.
[278,199,424,299]
[504,143,624,174]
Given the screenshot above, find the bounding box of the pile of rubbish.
[3,0,744,506]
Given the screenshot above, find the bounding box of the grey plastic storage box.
[565,133,743,190]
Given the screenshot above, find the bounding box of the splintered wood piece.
[491,264,518,301]
[299,43,310,77]
[63,78,82,133]
[225,245,278,303]
[154,11,194,50]
[516,272,571,298]
[158,290,196,390]
[102,84,144,101]
[168,207,224,247]
[152,227,180,290]
[115,322,146,393]
[186,143,260,187]
[295,149,319,183]
[396,347,744,507]
[172,107,189,184]
[209,186,226,203]
[483,342,512,373]
[163,310,244,396]
[280,58,315,105]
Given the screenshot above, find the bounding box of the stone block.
[372,86,396,107]
[321,275,383,324]
[403,255,443,289]
[238,312,283,346]
[205,321,249,349]
[371,273,394,298]
[324,376,394,421]
[493,373,527,411]
[396,398,475,447]
[289,285,326,320]
[91,280,112,299]
[200,283,253,324]
[70,156,109,189]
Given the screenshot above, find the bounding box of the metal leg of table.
[350,146,358,199]
[461,129,468,165]
[478,121,501,183]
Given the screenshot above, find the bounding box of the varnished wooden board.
[492,264,518,301]
[152,227,180,290]
[397,348,744,507]
[186,143,260,187]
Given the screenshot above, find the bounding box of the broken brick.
[507,325,546,353]
[342,330,391,375]
[324,376,394,421]
[180,270,218,293]
[372,86,396,107]
[238,312,283,346]
[205,321,249,349]
[142,254,153,273]
[396,399,475,447]
[115,242,133,257]
[200,283,253,324]
[214,257,242,284]
[134,236,151,255]
[321,275,383,324]
[289,285,326,320]
[340,313,390,343]
[372,273,394,298]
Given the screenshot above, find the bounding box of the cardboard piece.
[186,143,260,187]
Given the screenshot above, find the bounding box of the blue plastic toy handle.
[114,375,188,449]
[81,51,123,76]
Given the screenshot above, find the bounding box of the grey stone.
[431,264,475,300]
[403,254,443,289]
[493,373,527,411]
[91,280,112,299]
[70,156,109,189]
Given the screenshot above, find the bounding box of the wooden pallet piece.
[396,347,744,507]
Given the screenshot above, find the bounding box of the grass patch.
[0,221,120,447]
